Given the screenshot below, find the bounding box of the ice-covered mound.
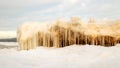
[0,44,120,68]
[17,17,120,50]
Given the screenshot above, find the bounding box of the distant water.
[0,38,16,42]
[0,37,17,49]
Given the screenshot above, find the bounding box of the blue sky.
[0,0,120,30]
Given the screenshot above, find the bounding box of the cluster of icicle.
[17,17,120,50]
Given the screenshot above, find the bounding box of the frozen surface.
[0,44,120,68]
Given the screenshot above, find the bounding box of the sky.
[0,0,120,30]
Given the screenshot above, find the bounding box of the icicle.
[77,34,79,44]
[38,32,40,46]
[24,41,27,50]
[37,33,39,47]
[49,34,51,47]
[74,32,76,44]
[18,42,21,50]
[41,33,43,46]
[102,36,105,46]
[54,34,58,47]
[28,39,31,49]
[96,36,98,45]
[23,42,25,50]
[58,34,60,47]
[47,34,50,47]
[85,35,87,44]
[24,42,27,50]
[106,36,108,46]
[68,29,70,45]
[43,33,46,47]
[19,42,23,50]
[65,29,67,46]
[48,34,50,47]
[109,36,111,46]
[95,39,97,45]
[62,29,64,47]
[80,33,82,44]
[20,43,23,50]
[50,34,52,47]
[27,40,29,50]
[98,36,100,45]
[32,36,35,48]
[92,38,94,45]
[108,37,109,45]
[68,30,73,45]
[45,34,48,47]
[59,36,62,47]
[34,34,37,49]
[82,32,84,44]
[31,36,34,49]
[79,33,81,44]
[51,34,54,47]
[114,38,116,46]
[30,38,33,49]
[50,35,53,47]
[99,36,101,45]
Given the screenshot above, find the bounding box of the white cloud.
[0,0,120,30]
[0,0,58,9]
[60,0,79,6]
[81,2,86,7]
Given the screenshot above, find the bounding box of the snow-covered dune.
[0,44,120,68]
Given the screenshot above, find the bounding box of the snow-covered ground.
[0,43,120,68]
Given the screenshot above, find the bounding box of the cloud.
[0,0,58,9]
[0,0,120,30]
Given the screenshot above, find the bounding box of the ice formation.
[17,17,120,50]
